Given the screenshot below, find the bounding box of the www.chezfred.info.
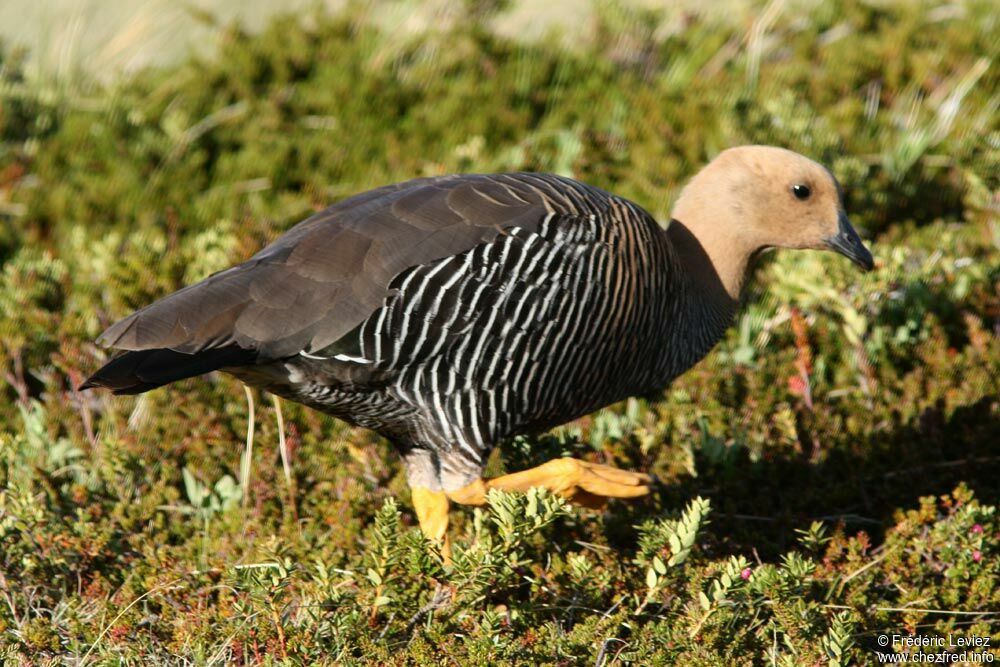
[873,635,994,663]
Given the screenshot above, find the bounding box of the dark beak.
[825,211,874,271]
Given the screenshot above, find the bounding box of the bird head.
[675,145,874,273]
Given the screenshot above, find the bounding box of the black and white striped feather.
[84,172,732,489]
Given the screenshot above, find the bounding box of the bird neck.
[666,217,746,312]
[668,154,766,303]
[639,218,743,388]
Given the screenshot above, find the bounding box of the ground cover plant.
[0,0,997,663]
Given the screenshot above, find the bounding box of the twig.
[841,549,894,585]
[716,513,777,522]
[68,369,98,449]
[404,585,452,639]
[823,603,997,617]
[689,607,716,639]
[167,101,249,162]
[812,513,883,526]
[3,350,30,406]
[595,637,627,666]
[600,595,625,620]
[872,607,997,617]
[883,456,1000,479]
[828,548,896,601]
[378,612,397,639]
[271,605,288,659]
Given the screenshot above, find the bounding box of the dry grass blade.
[241,384,255,508]
[80,578,184,665]
[273,393,291,489]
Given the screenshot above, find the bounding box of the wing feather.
[96,173,613,361]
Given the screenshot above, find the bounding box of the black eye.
[792,184,811,200]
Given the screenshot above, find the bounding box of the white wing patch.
[298,350,373,364]
[333,353,373,364]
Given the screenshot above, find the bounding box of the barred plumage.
[83,149,873,506]
[231,173,703,490]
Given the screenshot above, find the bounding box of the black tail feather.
[80,346,256,395]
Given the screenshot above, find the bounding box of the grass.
[0,0,998,663]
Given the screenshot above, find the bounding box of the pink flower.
[741,567,752,580]
[971,524,983,534]
[787,376,807,397]
[971,550,982,563]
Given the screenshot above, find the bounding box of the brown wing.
[95,172,611,361]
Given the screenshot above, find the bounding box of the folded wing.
[84,173,610,393]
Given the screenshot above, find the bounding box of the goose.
[83,145,874,549]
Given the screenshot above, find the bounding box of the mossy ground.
[0,1,997,664]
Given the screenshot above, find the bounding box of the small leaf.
[526,489,539,518]
[182,468,205,506]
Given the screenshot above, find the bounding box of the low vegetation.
[0,0,997,663]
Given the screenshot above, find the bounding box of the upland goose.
[83,145,874,547]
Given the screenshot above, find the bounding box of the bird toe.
[577,469,652,500]
[571,489,610,509]
[581,461,653,486]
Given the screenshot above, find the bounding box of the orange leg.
[411,459,652,562]
[411,487,450,543]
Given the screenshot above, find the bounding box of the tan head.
[670,145,873,300]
